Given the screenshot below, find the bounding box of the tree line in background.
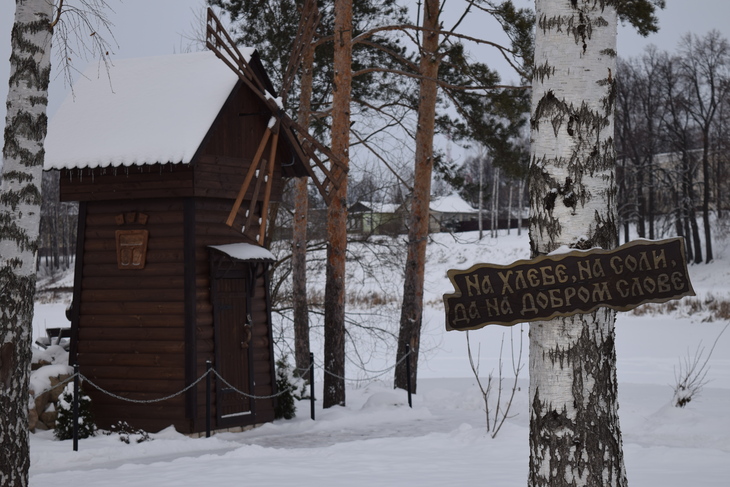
[38,171,77,274]
[616,30,730,264]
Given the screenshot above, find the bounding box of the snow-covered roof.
[209,243,275,262]
[430,194,477,214]
[44,50,254,170]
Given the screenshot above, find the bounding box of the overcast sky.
[2,0,730,140]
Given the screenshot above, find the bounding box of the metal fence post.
[73,364,79,451]
[309,352,315,421]
[405,344,412,408]
[206,360,212,438]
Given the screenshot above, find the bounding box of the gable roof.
[44,50,253,170]
[430,194,478,214]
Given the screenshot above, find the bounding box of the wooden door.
[213,277,253,424]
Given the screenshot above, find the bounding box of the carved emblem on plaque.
[115,212,149,270]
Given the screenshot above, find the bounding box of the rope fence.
[32,346,414,450]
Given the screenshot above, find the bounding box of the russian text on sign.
[443,238,694,331]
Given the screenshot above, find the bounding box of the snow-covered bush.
[274,357,309,420]
[54,383,96,440]
[104,421,152,444]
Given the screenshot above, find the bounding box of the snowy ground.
[29,230,730,486]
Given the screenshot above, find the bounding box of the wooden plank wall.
[59,164,194,202]
[77,198,189,433]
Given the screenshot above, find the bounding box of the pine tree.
[54,384,96,441]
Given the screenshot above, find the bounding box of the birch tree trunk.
[323,0,351,408]
[529,1,626,486]
[292,27,317,377]
[1,1,54,485]
[394,0,440,393]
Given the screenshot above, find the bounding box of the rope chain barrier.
[317,349,411,383]
[31,350,411,405]
[80,371,210,404]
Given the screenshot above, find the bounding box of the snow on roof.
[44,50,254,170]
[430,194,478,214]
[209,242,275,262]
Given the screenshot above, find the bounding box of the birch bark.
[529,1,626,486]
[1,1,54,485]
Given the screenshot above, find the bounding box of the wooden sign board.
[443,238,695,331]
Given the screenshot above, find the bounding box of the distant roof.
[351,201,401,214]
[209,243,275,262]
[430,194,477,214]
[44,50,253,170]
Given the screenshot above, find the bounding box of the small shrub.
[104,421,152,444]
[673,323,728,407]
[54,383,96,441]
[274,357,309,420]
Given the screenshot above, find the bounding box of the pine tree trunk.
[394,0,440,393]
[528,1,627,486]
[1,2,54,485]
[292,25,317,376]
[323,0,351,408]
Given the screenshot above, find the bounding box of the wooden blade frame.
[206,8,348,228]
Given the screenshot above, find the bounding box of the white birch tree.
[1,1,55,485]
[528,1,626,485]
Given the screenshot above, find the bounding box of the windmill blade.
[206,6,348,209]
[226,126,273,227]
[206,8,272,102]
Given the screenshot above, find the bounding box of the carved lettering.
[638,251,652,271]
[465,275,481,297]
[514,270,528,290]
[486,298,500,317]
[672,272,685,291]
[549,289,563,308]
[643,276,656,294]
[578,286,591,303]
[592,282,612,302]
[540,266,556,285]
[500,297,513,315]
[630,277,644,296]
[657,273,671,293]
[521,294,538,315]
[577,260,592,280]
[653,249,667,269]
[625,255,638,272]
[610,255,623,274]
[556,264,568,283]
[453,303,469,326]
[482,276,494,294]
[564,286,577,307]
[444,238,693,330]
[592,259,606,278]
[499,271,514,294]
[468,301,481,321]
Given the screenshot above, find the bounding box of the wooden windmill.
[205,6,346,244]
